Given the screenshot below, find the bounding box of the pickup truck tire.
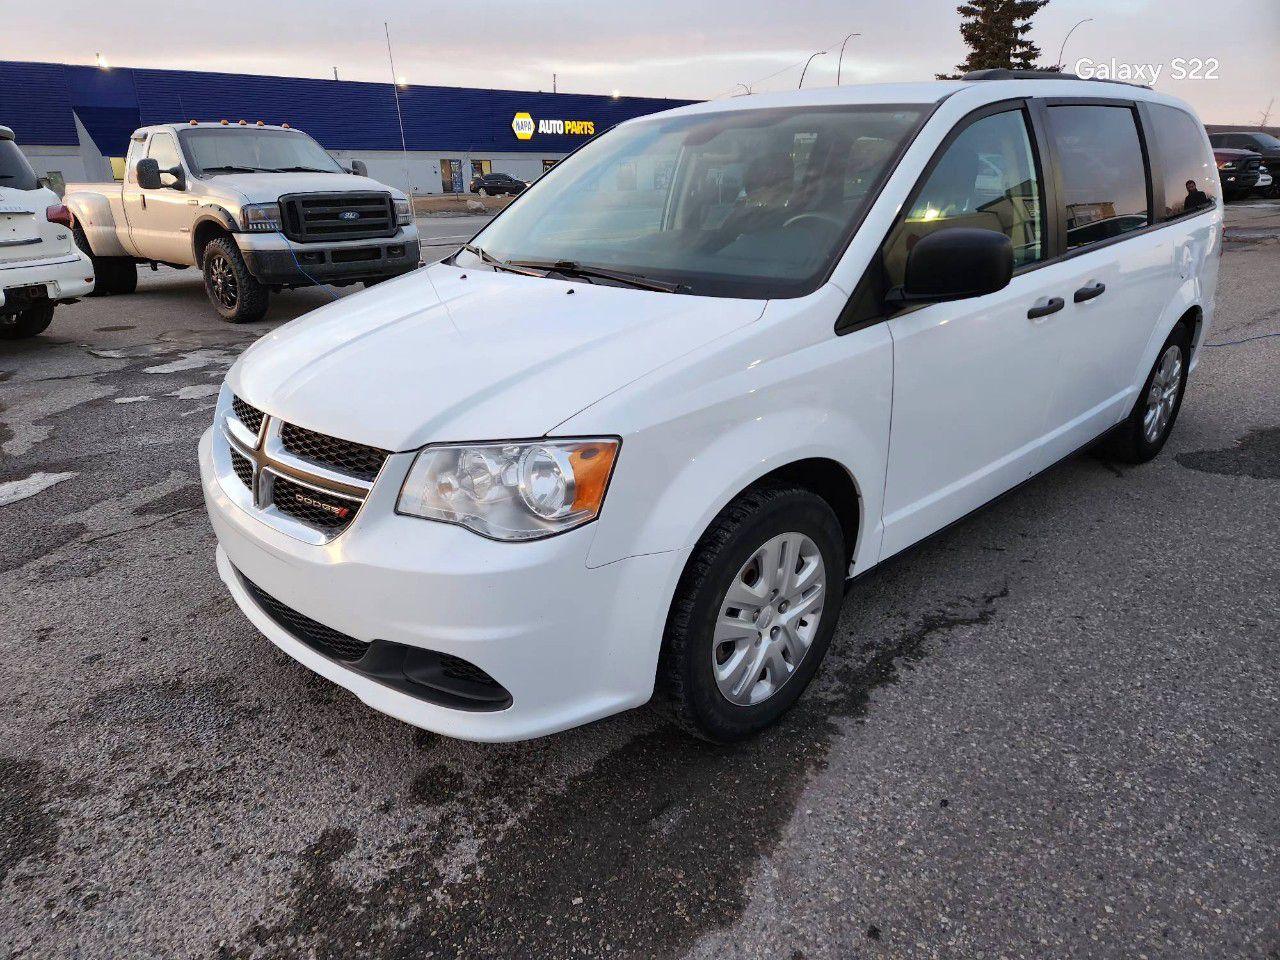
[1,302,55,340]
[202,237,269,323]
[74,227,137,297]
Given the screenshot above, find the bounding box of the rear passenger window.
[1047,105,1150,249]
[882,109,1044,286]
[1147,104,1217,219]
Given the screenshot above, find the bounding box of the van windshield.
[178,128,344,175]
[462,104,927,298]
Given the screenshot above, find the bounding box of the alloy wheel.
[208,254,239,310]
[712,532,826,706]
[1143,344,1183,444]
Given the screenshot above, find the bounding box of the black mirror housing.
[896,227,1014,304]
[136,158,162,190]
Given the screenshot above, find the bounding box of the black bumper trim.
[241,239,421,287]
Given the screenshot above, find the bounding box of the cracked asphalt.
[1,207,1277,959]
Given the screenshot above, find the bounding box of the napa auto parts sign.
[512,112,596,141]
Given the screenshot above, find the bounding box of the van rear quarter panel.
[562,284,893,575]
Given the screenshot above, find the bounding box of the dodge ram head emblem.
[338,210,360,221]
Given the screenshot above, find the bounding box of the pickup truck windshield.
[0,139,39,191]
[178,128,344,176]
[462,104,926,298]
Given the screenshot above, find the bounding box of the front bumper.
[199,427,684,742]
[237,226,421,287]
[0,250,95,310]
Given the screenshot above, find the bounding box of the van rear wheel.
[1104,323,1190,463]
[660,483,845,742]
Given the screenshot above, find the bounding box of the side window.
[1148,104,1217,219]
[147,134,181,171]
[882,109,1043,288]
[125,137,146,184]
[1047,105,1150,250]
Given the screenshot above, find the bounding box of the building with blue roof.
[0,60,694,193]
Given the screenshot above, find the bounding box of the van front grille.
[280,422,390,481]
[241,576,370,662]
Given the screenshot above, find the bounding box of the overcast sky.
[13,0,1280,124]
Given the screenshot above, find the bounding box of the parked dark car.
[469,173,527,196]
[1213,148,1263,199]
[1208,131,1280,196]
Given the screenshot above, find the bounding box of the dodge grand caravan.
[200,71,1220,743]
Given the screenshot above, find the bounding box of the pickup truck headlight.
[394,198,413,226]
[1216,159,1237,170]
[397,438,619,541]
[241,203,281,231]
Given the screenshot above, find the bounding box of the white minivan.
[200,72,1220,743]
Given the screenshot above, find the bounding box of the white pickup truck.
[65,122,421,322]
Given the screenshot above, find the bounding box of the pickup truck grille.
[279,192,396,243]
[1242,156,1262,174]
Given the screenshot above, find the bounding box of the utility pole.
[333,66,339,81]
[384,21,412,198]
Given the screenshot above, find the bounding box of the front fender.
[562,288,893,576]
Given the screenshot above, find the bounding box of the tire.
[1103,323,1190,464]
[74,227,136,296]
[0,301,55,340]
[202,237,269,323]
[659,482,846,742]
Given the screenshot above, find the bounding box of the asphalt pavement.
[0,207,1277,959]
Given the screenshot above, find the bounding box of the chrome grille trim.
[216,392,387,542]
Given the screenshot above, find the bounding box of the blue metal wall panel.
[0,61,78,145]
[0,60,694,155]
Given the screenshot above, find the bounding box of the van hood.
[209,171,406,205]
[228,262,764,451]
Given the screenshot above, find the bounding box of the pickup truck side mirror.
[350,160,368,177]
[889,227,1013,305]
[136,158,162,190]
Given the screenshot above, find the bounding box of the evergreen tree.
[938,0,1052,79]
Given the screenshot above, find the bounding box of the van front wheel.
[660,483,845,742]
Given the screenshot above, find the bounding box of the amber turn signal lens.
[568,441,619,514]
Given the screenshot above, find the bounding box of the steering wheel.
[782,212,844,231]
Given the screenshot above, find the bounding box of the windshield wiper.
[459,243,547,278]
[200,165,263,174]
[506,259,683,293]
[260,166,340,174]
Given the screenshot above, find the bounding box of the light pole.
[836,33,860,85]
[1055,18,1094,71]
[384,21,412,199]
[798,51,827,89]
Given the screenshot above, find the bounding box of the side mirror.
[891,227,1014,305]
[350,160,368,177]
[136,158,162,190]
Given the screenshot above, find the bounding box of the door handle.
[1073,281,1106,303]
[1027,296,1064,320]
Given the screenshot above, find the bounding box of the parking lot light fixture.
[799,51,827,89]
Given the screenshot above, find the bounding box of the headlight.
[394,198,413,226]
[241,202,281,231]
[397,438,619,541]
[1217,160,1237,170]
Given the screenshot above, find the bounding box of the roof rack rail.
[961,68,1151,90]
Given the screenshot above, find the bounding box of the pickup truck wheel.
[659,482,845,742]
[202,237,268,323]
[74,228,137,296]
[1,302,56,340]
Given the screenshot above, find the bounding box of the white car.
[200,72,1221,743]
[1,125,94,339]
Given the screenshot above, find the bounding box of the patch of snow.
[0,471,77,507]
